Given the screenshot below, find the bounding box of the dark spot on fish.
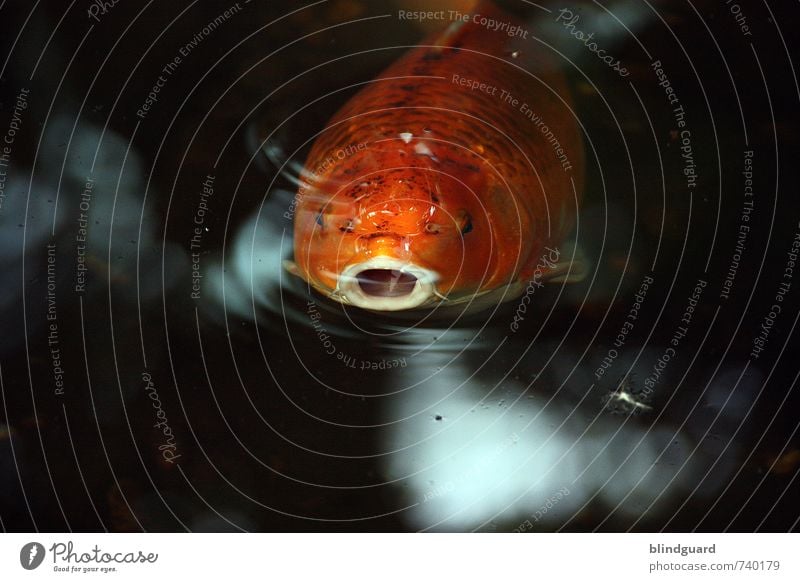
[400,84,415,92]
[422,51,443,62]
[461,214,473,235]
[464,164,480,173]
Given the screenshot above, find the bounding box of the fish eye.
[461,214,473,235]
[425,223,441,234]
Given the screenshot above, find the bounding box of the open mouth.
[356,269,419,298]
[335,259,438,311]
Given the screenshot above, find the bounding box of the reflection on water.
[381,349,762,531]
[0,0,798,532]
[0,114,187,354]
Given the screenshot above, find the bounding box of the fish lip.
[334,258,438,311]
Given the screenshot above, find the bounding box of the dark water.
[0,0,798,532]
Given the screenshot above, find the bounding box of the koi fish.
[285,0,586,311]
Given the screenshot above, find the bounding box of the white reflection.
[0,115,185,354]
[205,189,297,323]
[382,348,760,531]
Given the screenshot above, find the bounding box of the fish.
[284,0,586,311]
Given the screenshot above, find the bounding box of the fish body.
[288,1,584,311]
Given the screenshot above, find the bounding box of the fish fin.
[438,283,523,309]
[544,241,588,284]
[437,288,493,306]
[429,1,485,52]
[246,111,313,188]
[433,20,469,51]
[432,0,501,49]
[261,140,310,189]
[283,260,302,277]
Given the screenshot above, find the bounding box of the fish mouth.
[357,269,419,297]
[334,258,438,311]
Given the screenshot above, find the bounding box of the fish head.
[290,166,502,311]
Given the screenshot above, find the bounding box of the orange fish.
[286,1,586,311]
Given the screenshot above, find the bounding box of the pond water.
[0,0,798,532]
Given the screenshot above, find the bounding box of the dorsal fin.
[425,0,500,52]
